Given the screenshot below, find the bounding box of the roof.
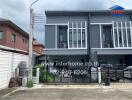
[45,10,132,16]
[33,41,44,48]
[0,18,29,38]
[110,5,125,10]
[0,44,28,55]
[0,18,10,21]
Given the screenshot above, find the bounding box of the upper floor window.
[68,21,87,49]
[113,21,132,48]
[11,34,16,43]
[57,26,68,48]
[0,31,3,39]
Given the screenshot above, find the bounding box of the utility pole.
[28,0,39,80]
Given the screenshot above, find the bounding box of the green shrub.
[34,64,54,83]
[39,70,54,83]
[27,80,34,88]
[39,70,46,82]
[32,68,37,76]
[47,73,54,83]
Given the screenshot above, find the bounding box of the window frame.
[0,31,4,39]
[68,21,87,49]
[11,33,16,43]
[113,21,132,48]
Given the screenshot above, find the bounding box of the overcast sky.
[0,0,132,44]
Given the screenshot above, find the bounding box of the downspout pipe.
[87,12,92,83]
[86,12,91,62]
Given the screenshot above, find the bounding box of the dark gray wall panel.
[45,49,88,55]
[90,25,100,48]
[90,15,129,23]
[46,16,88,24]
[45,25,55,48]
[92,49,132,55]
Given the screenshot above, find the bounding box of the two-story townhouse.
[42,9,132,83]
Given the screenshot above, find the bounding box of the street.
[1,88,132,100]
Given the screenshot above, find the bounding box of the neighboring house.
[33,40,44,55]
[0,18,29,52]
[33,40,44,65]
[44,9,132,68]
[0,18,29,89]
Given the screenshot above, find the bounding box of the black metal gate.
[43,66,98,84]
[101,64,132,83]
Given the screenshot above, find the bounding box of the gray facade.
[44,10,132,66]
[90,25,100,48]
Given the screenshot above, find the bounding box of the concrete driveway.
[1,87,132,100]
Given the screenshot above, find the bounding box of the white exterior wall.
[0,50,28,89]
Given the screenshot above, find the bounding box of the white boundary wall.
[0,50,28,89]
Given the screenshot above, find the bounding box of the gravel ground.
[1,88,132,100]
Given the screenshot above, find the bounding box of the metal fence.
[43,67,98,84]
[44,65,132,84]
[101,65,132,83]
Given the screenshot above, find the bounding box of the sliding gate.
[44,66,98,84]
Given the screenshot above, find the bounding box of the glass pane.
[122,23,125,28]
[114,22,117,28]
[0,31,3,39]
[69,29,72,48]
[82,29,86,47]
[73,29,77,48]
[11,34,16,43]
[78,29,81,48]
[73,22,76,28]
[78,22,81,28]
[68,21,87,48]
[82,22,85,28]
[127,22,130,28]
[114,30,118,47]
[119,30,122,47]
[128,30,131,47]
[123,29,127,47]
[69,22,72,28]
[118,22,121,28]
[82,29,85,40]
